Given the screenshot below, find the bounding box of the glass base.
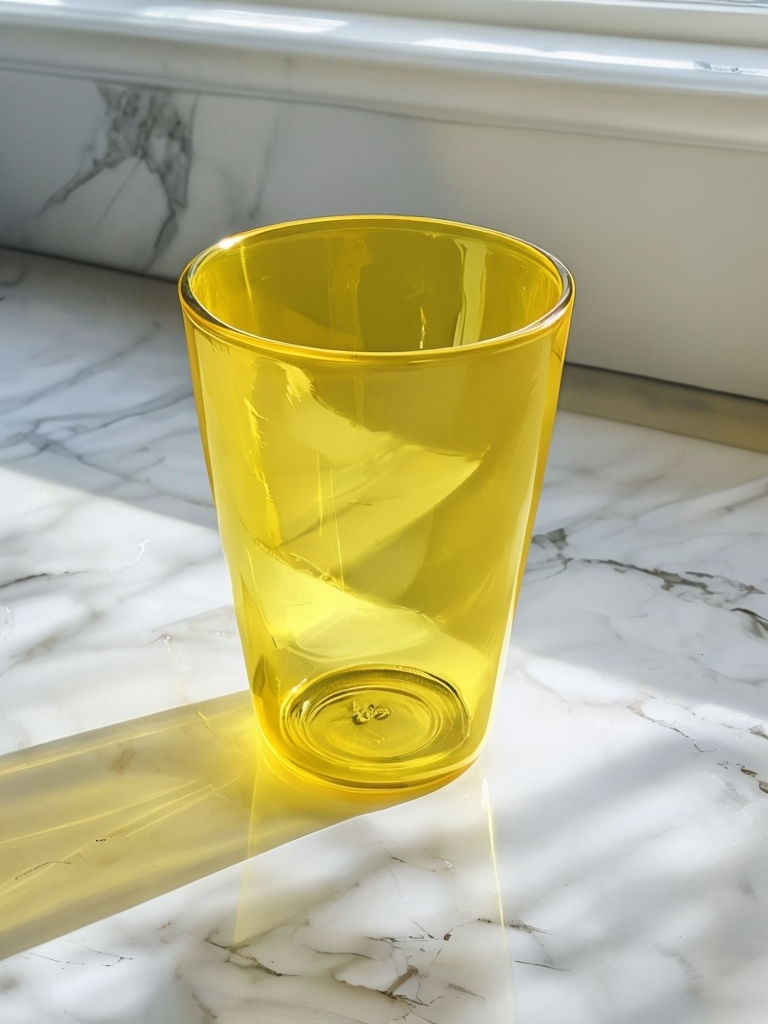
[273,665,473,790]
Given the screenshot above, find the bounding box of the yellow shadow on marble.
[0,692,445,960]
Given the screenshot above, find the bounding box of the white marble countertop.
[1,248,767,1023]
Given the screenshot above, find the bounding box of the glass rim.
[178,214,574,362]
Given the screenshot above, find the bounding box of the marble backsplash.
[2,72,270,277]
[3,4,768,399]
[4,67,541,280]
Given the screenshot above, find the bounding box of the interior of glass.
[186,219,566,354]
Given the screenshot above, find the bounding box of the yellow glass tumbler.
[179,216,573,792]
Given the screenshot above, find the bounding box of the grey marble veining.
[0,248,767,1022]
[39,84,195,269]
[3,56,768,401]
[1,71,221,276]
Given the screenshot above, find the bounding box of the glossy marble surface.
[1,248,768,1022]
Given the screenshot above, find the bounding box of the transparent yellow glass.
[179,215,574,792]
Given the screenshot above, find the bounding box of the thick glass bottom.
[265,665,474,790]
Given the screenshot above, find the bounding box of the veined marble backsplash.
[2,72,268,277]
[3,2,768,399]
